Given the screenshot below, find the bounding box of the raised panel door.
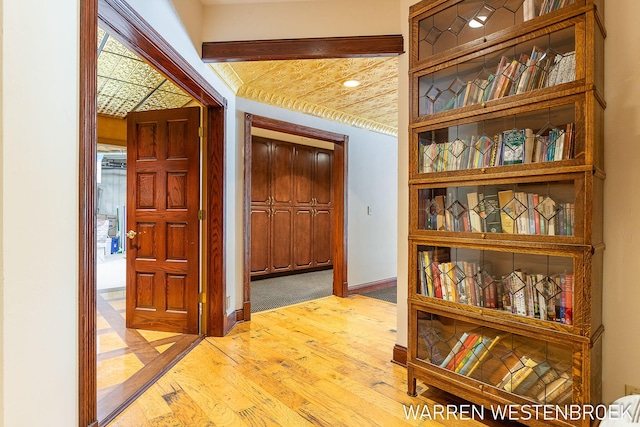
[126,107,200,334]
[314,149,333,207]
[271,141,294,206]
[294,145,315,206]
[313,209,333,266]
[271,207,293,272]
[293,208,313,270]
[251,136,271,205]
[250,206,271,276]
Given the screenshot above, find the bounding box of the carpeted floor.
[359,286,398,304]
[250,269,334,313]
[250,269,399,312]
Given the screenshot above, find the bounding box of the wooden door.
[250,206,271,275]
[313,209,333,266]
[292,208,313,269]
[271,207,293,272]
[251,136,271,205]
[126,107,200,334]
[314,149,333,207]
[294,145,315,206]
[271,141,294,206]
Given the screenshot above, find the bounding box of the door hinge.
[198,126,204,138]
[198,209,206,220]
[199,292,206,303]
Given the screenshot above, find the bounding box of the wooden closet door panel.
[271,141,294,206]
[294,145,315,206]
[250,206,271,275]
[293,208,313,270]
[314,149,333,207]
[271,207,293,272]
[313,209,333,266]
[251,136,271,205]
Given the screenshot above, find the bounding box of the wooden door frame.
[243,114,349,321]
[80,0,227,425]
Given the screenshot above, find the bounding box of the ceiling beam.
[202,34,404,62]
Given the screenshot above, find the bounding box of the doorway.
[243,114,348,320]
[80,1,227,426]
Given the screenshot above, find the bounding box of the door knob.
[126,229,137,239]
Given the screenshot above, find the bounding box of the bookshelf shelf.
[407,1,605,425]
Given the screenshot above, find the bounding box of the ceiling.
[97,27,399,137]
[97,28,193,117]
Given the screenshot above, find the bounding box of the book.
[504,357,538,392]
[422,251,434,297]
[445,333,480,371]
[459,335,505,377]
[467,192,483,232]
[454,335,483,372]
[482,187,503,233]
[513,360,553,395]
[524,365,561,399]
[439,332,470,369]
[502,129,526,165]
[498,190,516,233]
[537,372,572,402]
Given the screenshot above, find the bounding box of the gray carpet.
[360,286,397,304]
[251,269,334,313]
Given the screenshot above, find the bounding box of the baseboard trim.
[348,277,397,296]
[224,309,245,335]
[392,344,407,367]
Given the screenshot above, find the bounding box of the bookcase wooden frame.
[406,1,605,425]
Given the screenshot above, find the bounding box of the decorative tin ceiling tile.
[210,56,399,136]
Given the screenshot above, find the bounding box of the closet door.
[292,208,313,270]
[294,145,315,206]
[314,149,333,207]
[271,141,294,206]
[270,207,293,273]
[313,209,333,266]
[251,136,271,205]
[250,206,271,276]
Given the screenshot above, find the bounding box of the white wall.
[1,0,79,425]
[201,0,400,42]
[238,98,398,293]
[602,0,640,404]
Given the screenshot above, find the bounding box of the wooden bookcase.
[406,1,605,425]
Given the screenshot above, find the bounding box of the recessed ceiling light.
[343,80,360,88]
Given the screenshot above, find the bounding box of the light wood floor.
[106,295,508,427]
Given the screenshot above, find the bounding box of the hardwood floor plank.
[106,296,507,427]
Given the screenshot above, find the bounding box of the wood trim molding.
[202,34,404,62]
[392,344,408,367]
[224,309,245,335]
[333,138,348,297]
[98,0,226,107]
[207,106,227,337]
[243,114,349,304]
[250,115,347,144]
[82,1,228,426]
[242,114,253,322]
[348,277,397,296]
[79,0,98,426]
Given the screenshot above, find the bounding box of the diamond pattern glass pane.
[416,311,574,404]
[416,245,574,326]
[417,181,576,236]
[417,0,576,61]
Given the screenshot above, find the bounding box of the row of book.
[418,250,574,324]
[418,123,575,173]
[523,0,574,21]
[430,330,573,403]
[435,46,575,113]
[419,187,575,236]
